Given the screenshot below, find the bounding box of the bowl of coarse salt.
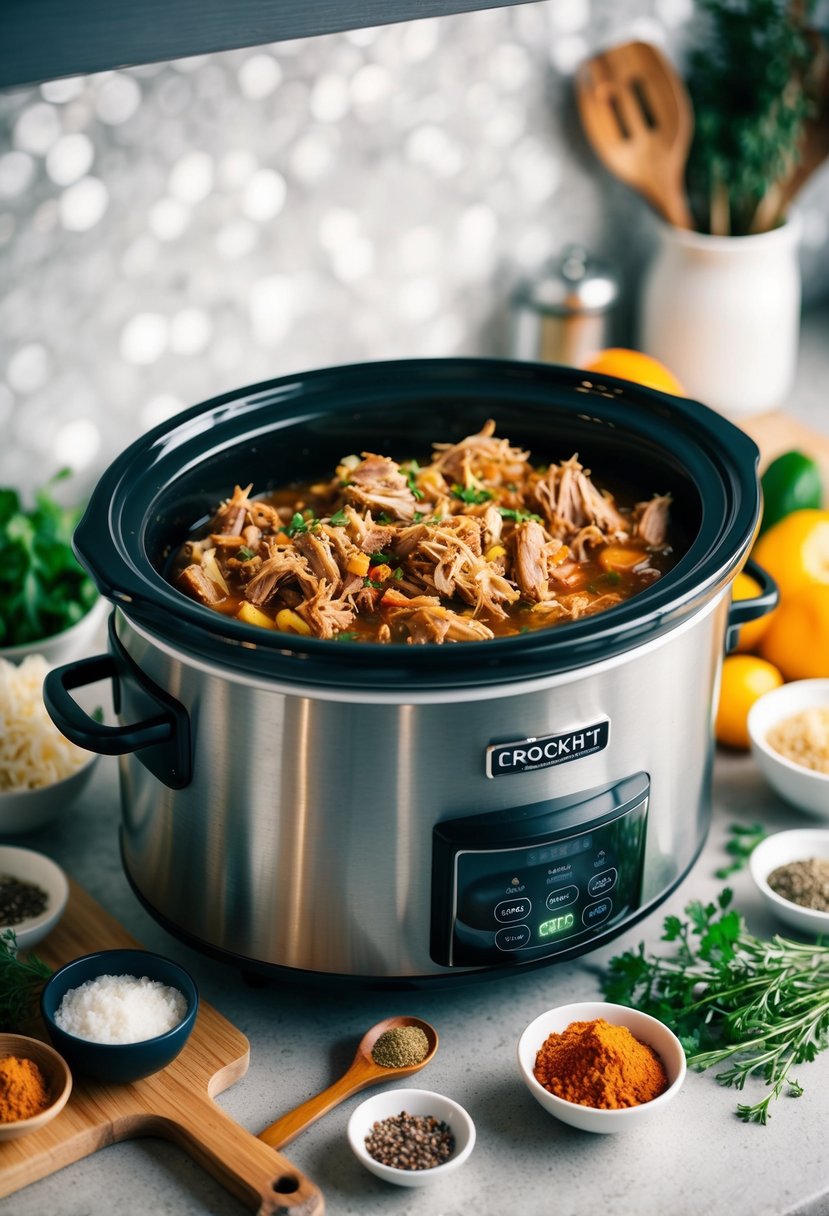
[40,948,198,1083]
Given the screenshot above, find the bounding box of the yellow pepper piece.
[599,546,647,572]
[370,563,393,582]
[237,602,276,630]
[347,552,370,576]
[484,544,507,562]
[276,608,313,636]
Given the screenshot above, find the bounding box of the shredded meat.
[172,421,675,644]
[634,494,672,548]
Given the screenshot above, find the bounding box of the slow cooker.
[45,359,774,984]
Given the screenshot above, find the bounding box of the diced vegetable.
[237,602,276,630]
[275,608,312,636]
[598,546,647,572]
[347,553,370,577]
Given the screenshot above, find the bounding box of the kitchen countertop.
[8,307,829,1216]
[8,753,829,1216]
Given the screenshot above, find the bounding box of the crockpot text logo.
[486,719,610,778]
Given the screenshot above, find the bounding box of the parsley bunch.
[0,471,97,647]
[604,889,829,1123]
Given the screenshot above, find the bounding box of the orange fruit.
[715,655,783,751]
[752,508,829,601]
[582,348,684,396]
[759,585,829,681]
[731,571,774,653]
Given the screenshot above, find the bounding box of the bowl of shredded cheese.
[0,654,98,834]
[748,679,829,819]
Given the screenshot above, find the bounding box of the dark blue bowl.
[40,948,198,1084]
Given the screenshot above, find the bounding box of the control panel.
[430,772,649,968]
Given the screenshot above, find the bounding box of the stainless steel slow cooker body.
[46,359,769,983]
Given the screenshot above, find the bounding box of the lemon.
[759,585,829,682]
[715,655,783,751]
[752,509,829,601]
[582,348,684,396]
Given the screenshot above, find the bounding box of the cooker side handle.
[43,653,192,790]
[725,558,779,654]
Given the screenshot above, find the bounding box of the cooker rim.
[74,356,761,691]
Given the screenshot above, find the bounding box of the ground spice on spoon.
[371,1025,430,1069]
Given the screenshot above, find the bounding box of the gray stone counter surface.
[6,749,829,1216]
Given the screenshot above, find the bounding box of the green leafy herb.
[329,508,349,527]
[286,512,318,537]
[393,567,404,581]
[377,512,393,524]
[238,546,256,561]
[0,929,52,1031]
[413,512,425,524]
[603,889,829,1124]
[497,506,542,523]
[0,471,98,647]
[716,822,768,879]
[369,552,391,565]
[402,462,425,502]
[685,0,819,235]
[452,484,493,505]
[363,577,386,589]
[333,631,359,642]
[602,570,622,586]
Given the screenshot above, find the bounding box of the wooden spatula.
[576,40,694,229]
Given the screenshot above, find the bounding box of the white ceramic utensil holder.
[639,217,801,418]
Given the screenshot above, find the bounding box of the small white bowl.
[0,846,69,950]
[347,1087,476,1187]
[517,1001,686,1134]
[0,597,107,668]
[749,829,829,936]
[0,752,98,836]
[748,679,829,819]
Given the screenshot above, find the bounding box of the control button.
[495,925,532,951]
[494,897,532,925]
[582,898,613,928]
[587,868,618,898]
[545,885,579,911]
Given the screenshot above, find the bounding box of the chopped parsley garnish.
[403,461,425,501]
[377,511,393,524]
[363,577,386,589]
[369,551,391,564]
[602,570,622,585]
[413,511,424,523]
[333,631,359,642]
[452,484,493,505]
[497,506,542,523]
[329,508,349,527]
[239,546,256,560]
[393,567,404,580]
[286,512,318,537]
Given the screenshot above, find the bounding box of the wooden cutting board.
[0,881,324,1215]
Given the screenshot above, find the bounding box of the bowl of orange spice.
[516,1001,686,1133]
[0,1032,72,1140]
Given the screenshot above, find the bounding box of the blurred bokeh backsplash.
[1,0,828,499]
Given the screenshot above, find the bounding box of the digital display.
[526,836,592,867]
[538,912,576,938]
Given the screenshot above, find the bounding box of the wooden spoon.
[257,1015,439,1150]
[576,40,694,229]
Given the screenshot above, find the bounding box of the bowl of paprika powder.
[0,1032,72,1140]
[516,1001,686,1133]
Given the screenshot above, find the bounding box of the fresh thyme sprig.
[0,928,52,1031]
[603,889,829,1124]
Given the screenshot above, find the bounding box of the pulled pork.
[172,421,674,644]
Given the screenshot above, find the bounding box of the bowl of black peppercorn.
[749,828,829,936]
[0,847,69,951]
[347,1087,475,1187]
